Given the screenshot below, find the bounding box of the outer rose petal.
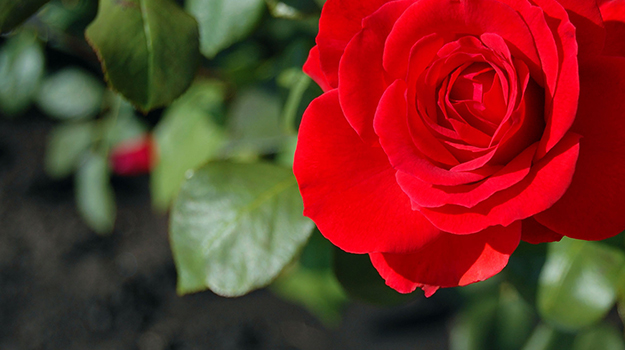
[554,0,605,58]
[535,56,625,240]
[529,0,580,159]
[419,132,581,234]
[370,222,521,293]
[294,90,441,254]
[383,0,541,81]
[316,0,392,87]
[303,46,332,92]
[599,0,625,58]
[521,217,563,244]
[338,0,413,144]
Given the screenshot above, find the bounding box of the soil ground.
[0,113,452,350]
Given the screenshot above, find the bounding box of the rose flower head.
[110,135,156,176]
[294,0,625,296]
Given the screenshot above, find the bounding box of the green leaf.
[313,0,325,8]
[275,136,297,167]
[36,67,105,120]
[520,323,575,350]
[279,69,311,134]
[298,228,332,271]
[573,324,625,350]
[449,298,498,350]
[185,0,265,58]
[151,80,226,210]
[271,266,347,326]
[35,0,96,32]
[224,88,288,157]
[271,229,346,325]
[75,152,116,234]
[100,93,147,147]
[495,284,536,350]
[333,248,420,305]
[0,0,51,33]
[537,238,625,331]
[0,30,45,116]
[45,122,95,178]
[170,161,314,296]
[503,241,548,305]
[85,0,200,112]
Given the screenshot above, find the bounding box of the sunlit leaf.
[0,0,51,33]
[0,31,45,116]
[185,0,264,58]
[75,151,116,234]
[573,323,625,350]
[45,122,95,178]
[520,323,575,350]
[170,161,314,296]
[151,80,226,210]
[85,0,200,112]
[36,67,104,120]
[537,238,625,331]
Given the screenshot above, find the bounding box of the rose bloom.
[109,135,156,176]
[294,0,625,296]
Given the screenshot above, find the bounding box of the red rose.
[294,0,625,295]
[110,135,156,176]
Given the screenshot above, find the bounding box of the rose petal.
[317,0,392,87]
[338,0,413,144]
[383,0,541,81]
[419,132,581,234]
[535,56,625,240]
[599,0,625,58]
[303,46,332,92]
[397,143,537,209]
[521,217,563,244]
[553,0,605,58]
[370,222,521,293]
[529,0,580,159]
[375,80,496,186]
[294,90,441,254]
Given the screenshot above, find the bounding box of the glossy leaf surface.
[170,161,314,296]
[85,0,200,112]
[537,238,625,331]
[185,0,264,58]
[151,80,226,210]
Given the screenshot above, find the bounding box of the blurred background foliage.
[2,0,625,348]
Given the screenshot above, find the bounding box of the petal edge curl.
[370,221,521,293]
[294,90,441,254]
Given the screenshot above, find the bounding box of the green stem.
[281,72,310,135]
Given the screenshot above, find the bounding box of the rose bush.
[294,0,625,295]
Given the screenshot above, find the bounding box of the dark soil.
[0,113,452,350]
